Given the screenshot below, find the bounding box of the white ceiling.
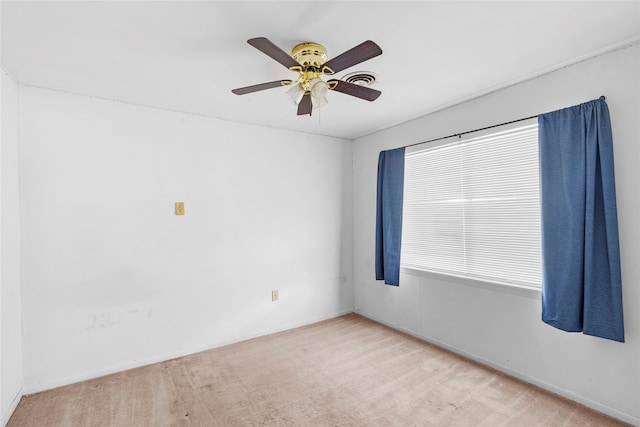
[2,1,639,140]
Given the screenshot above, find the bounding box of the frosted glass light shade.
[286,84,304,104]
[310,79,328,108]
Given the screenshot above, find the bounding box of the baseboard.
[355,309,638,426]
[23,308,354,395]
[1,387,23,427]
[260,309,355,337]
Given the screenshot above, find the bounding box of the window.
[401,121,541,289]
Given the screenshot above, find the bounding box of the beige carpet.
[8,314,629,426]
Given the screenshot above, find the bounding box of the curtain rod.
[402,95,605,150]
[404,114,539,150]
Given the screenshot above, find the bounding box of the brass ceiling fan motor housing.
[291,42,328,67]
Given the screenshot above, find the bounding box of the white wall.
[353,44,640,424]
[0,68,23,425]
[18,86,353,392]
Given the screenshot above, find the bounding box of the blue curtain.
[375,147,405,286]
[539,97,624,342]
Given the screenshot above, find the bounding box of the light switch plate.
[175,202,185,215]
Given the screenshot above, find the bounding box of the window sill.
[400,267,542,299]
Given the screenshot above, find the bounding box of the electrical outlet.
[271,290,279,302]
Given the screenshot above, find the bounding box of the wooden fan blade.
[232,80,290,95]
[328,79,381,101]
[297,93,312,116]
[248,37,300,69]
[323,40,382,74]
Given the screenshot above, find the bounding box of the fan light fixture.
[232,37,383,117]
[285,43,336,110]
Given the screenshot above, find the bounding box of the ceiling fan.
[231,37,383,116]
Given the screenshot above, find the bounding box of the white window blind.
[401,122,542,288]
